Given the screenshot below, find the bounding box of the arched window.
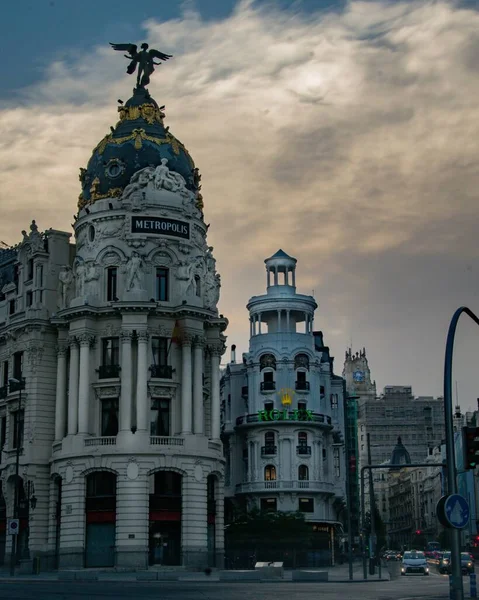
[298,465,309,481]
[294,354,309,371]
[298,432,308,446]
[194,274,201,297]
[264,432,275,446]
[264,465,276,481]
[260,354,276,371]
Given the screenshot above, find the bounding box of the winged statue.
[110,42,172,88]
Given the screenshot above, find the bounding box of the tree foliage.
[225,509,312,551]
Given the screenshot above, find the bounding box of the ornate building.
[221,250,346,566]
[0,82,227,571]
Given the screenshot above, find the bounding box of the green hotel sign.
[258,409,314,422]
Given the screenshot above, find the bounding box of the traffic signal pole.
[443,307,479,600]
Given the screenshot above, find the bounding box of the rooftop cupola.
[265,249,297,294]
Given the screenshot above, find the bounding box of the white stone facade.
[0,92,227,571]
[221,250,346,564]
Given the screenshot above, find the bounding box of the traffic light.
[416,530,421,535]
[463,427,479,469]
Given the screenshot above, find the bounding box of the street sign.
[437,494,470,529]
[7,519,19,535]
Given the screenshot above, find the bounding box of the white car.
[401,550,429,576]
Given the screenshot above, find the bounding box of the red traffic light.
[416,530,421,535]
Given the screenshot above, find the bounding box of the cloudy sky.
[1,0,478,411]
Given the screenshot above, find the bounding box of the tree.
[225,509,312,556]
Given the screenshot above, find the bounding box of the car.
[401,550,429,576]
[438,552,475,575]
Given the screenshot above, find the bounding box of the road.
[0,572,457,600]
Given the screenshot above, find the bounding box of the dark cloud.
[0,0,478,410]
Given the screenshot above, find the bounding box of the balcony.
[150,365,173,379]
[297,445,311,456]
[235,480,335,494]
[98,364,121,379]
[260,381,276,392]
[0,386,7,399]
[150,436,184,447]
[241,386,249,398]
[261,445,277,456]
[84,436,117,447]
[295,381,310,391]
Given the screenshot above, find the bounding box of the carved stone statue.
[203,249,220,310]
[176,260,195,298]
[153,158,189,198]
[110,42,172,88]
[75,261,86,297]
[122,167,154,201]
[126,252,144,291]
[84,262,100,296]
[58,266,74,309]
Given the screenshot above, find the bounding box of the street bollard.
[450,574,454,600]
[471,573,477,598]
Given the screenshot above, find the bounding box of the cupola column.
[286,310,290,332]
[67,337,79,435]
[136,331,149,432]
[55,343,68,440]
[274,268,278,286]
[258,314,262,334]
[181,336,193,434]
[292,268,296,287]
[120,330,133,432]
[210,345,221,440]
[193,337,204,435]
[78,334,94,434]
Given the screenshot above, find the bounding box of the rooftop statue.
[110,42,172,88]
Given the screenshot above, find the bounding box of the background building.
[221,250,346,566]
[0,84,227,571]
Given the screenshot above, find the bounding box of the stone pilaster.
[59,465,85,568]
[181,473,207,567]
[115,467,149,568]
[209,345,221,441]
[214,477,225,568]
[136,331,149,433]
[55,343,68,441]
[181,335,193,435]
[77,334,95,435]
[67,337,79,436]
[193,337,204,435]
[120,330,133,432]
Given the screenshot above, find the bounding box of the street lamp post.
[342,384,359,581]
[8,376,25,577]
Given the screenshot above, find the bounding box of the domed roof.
[390,436,411,468]
[78,86,196,209]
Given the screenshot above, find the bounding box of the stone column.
[55,342,68,441]
[193,337,204,435]
[136,331,149,433]
[286,310,290,332]
[78,334,94,434]
[277,310,281,332]
[258,314,262,334]
[181,335,193,435]
[182,475,207,567]
[67,337,79,435]
[210,346,221,440]
[120,330,133,432]
[214,477,225,568]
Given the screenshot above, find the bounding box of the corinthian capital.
[207,342,224,357]
[56,341,69,357]
[121,329,134,342]
[137,330,149,343]
[78,333,95,347]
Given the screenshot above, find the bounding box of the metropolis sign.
[131,216,190,239]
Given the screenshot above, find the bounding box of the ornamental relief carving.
[148,384,176,398]
[27,345,44,374]
[94,386,121,399]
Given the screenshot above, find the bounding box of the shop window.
[299,498,314,512]
[260,498,277,512]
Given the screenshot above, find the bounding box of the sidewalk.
[0,562,390,583]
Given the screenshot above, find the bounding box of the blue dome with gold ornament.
[78,86,196,209]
